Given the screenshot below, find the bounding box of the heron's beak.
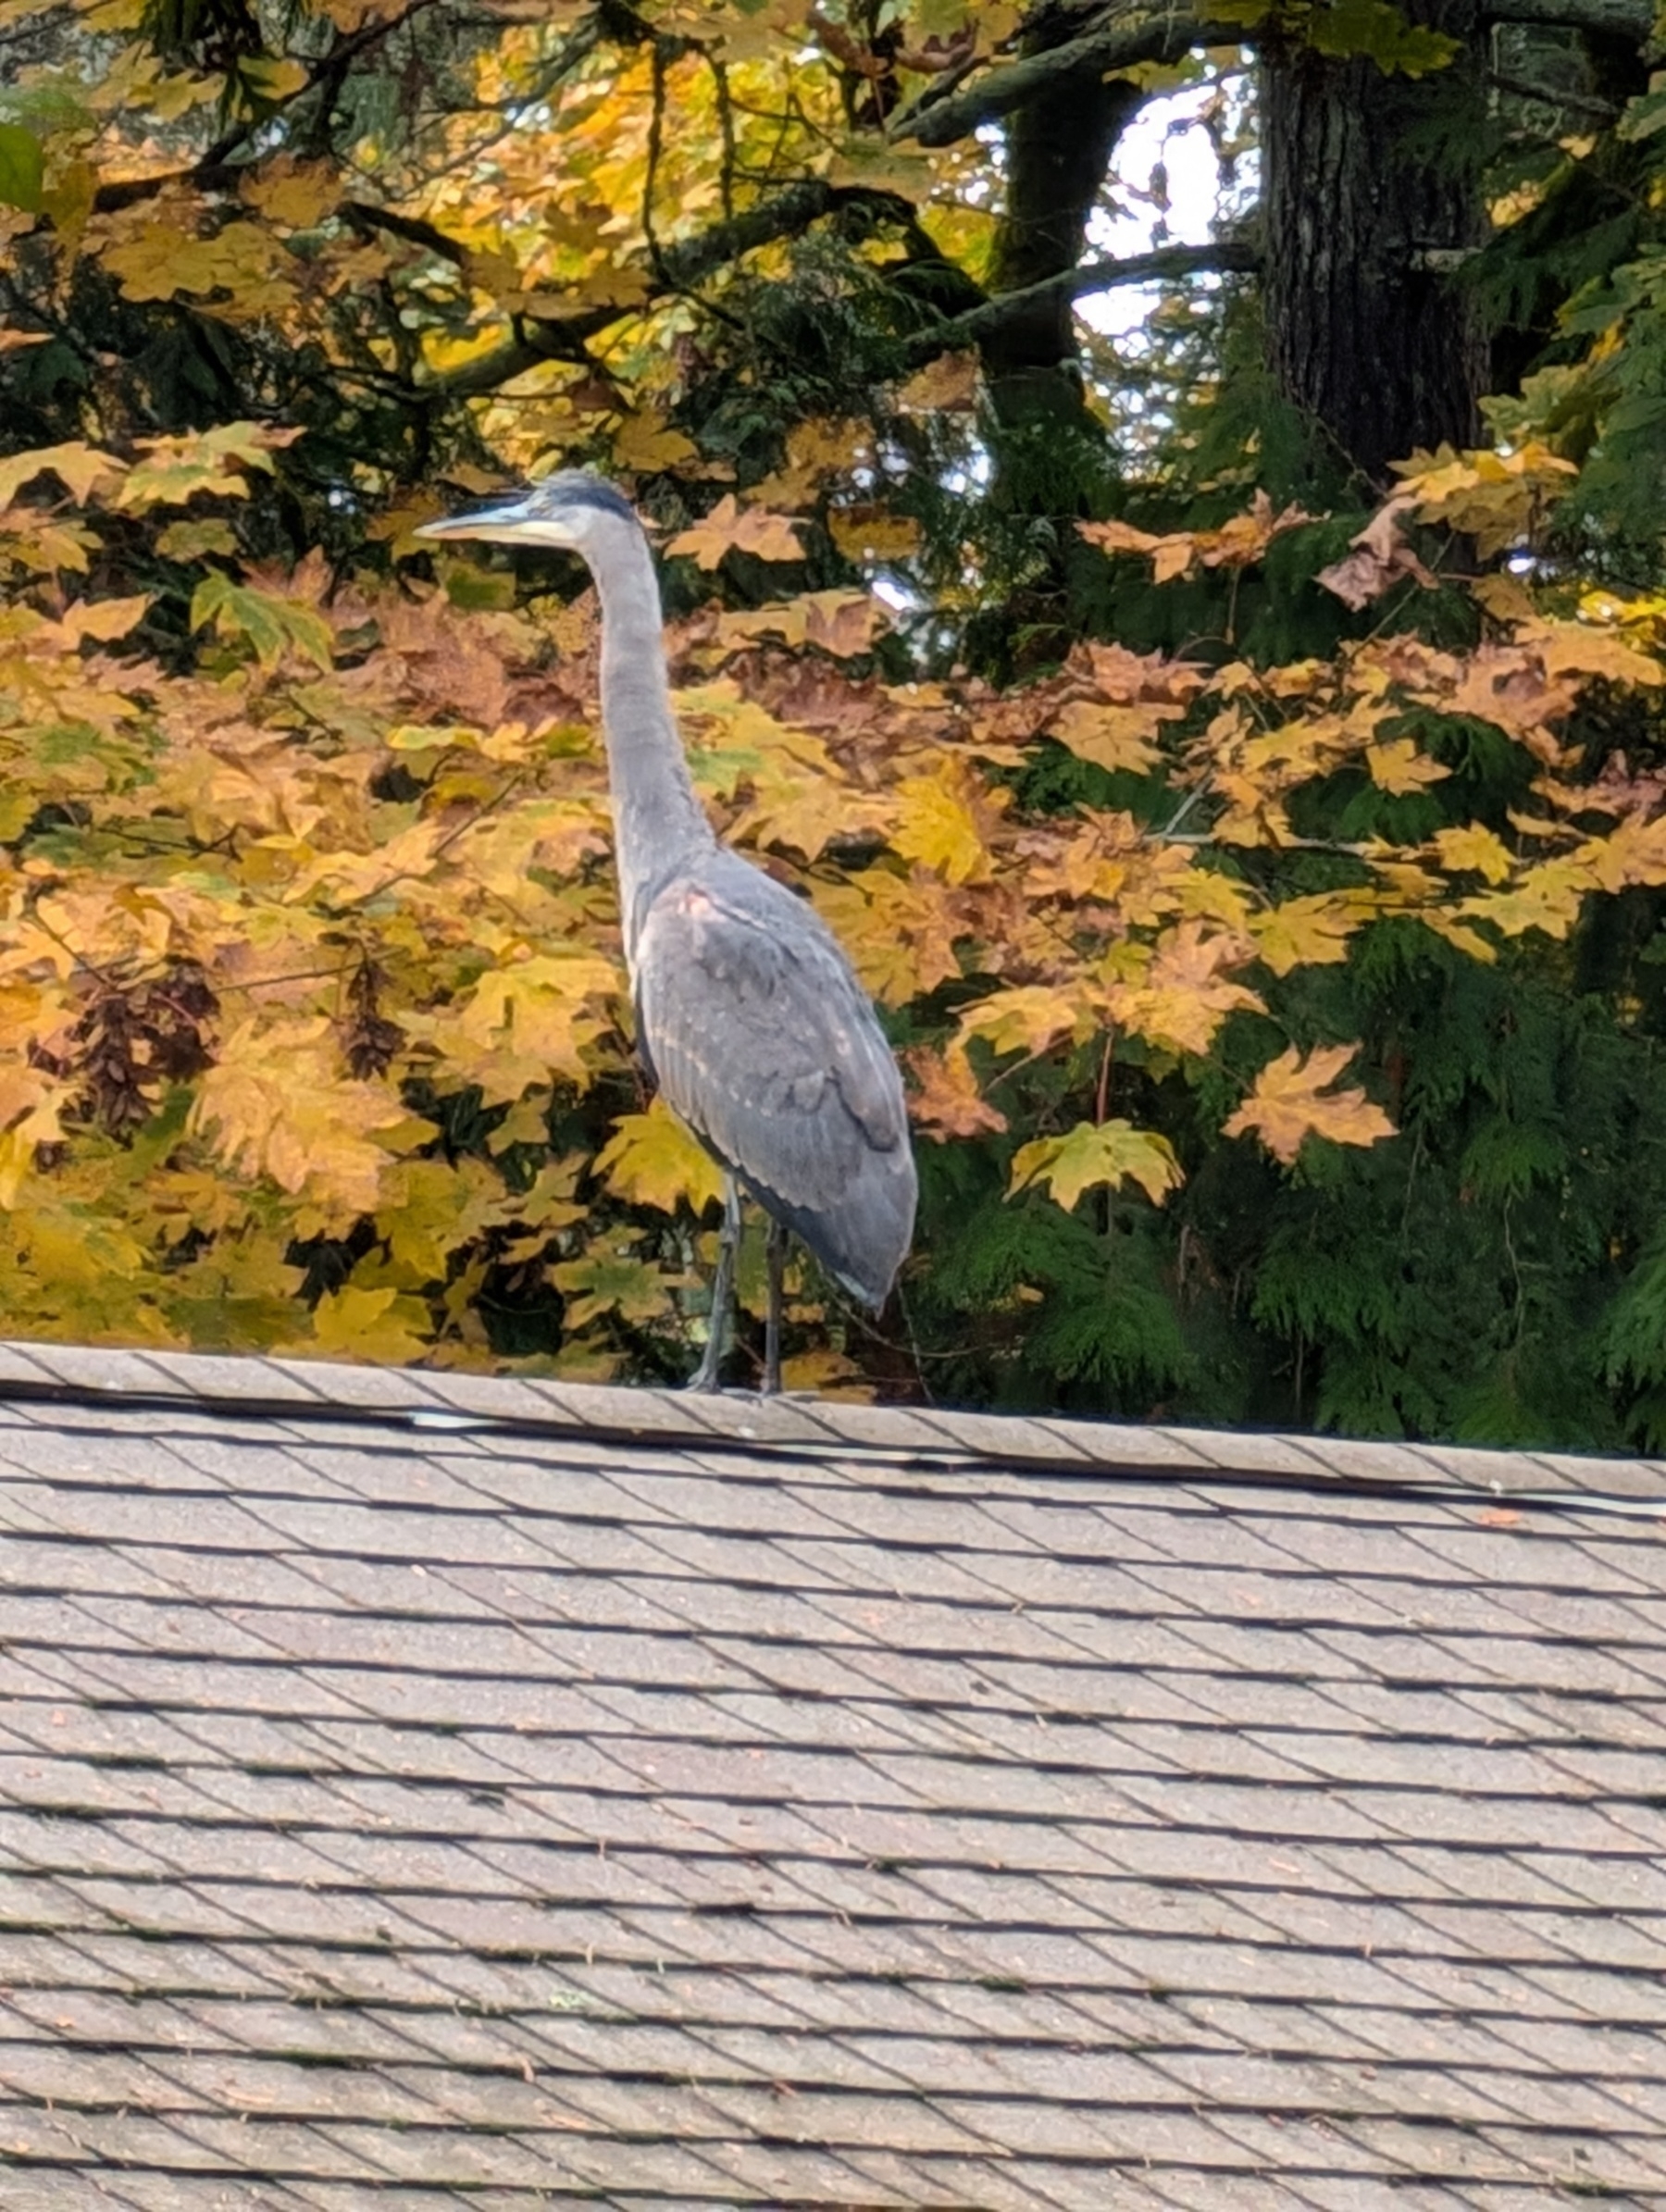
[414,491,579,549]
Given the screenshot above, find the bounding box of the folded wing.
[632,855,916,1306]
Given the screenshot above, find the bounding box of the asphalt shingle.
[1,1343,1664,2208]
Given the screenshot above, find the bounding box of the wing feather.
[632,856,915,1301]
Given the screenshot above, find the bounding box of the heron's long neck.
[590,522,715,964]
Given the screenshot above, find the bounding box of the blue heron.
[416,472,916,1393]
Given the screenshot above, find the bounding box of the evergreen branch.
[902,240,1259,365]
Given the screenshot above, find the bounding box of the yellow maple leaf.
[715,602,810,652]
[611,412,699,473]
[712,588,885,654]
[1422,911,1498,963]
[749,417,870,506]
[1009,1119,1184,1210]
[301,1285,433,1364]
[812,867,964,1003]
[1577,814,1666,893]
[1049,698,1175,777]
[1190,492,1318,570]
[779,1348,875,1400]
[958,985,1090,1057]
[551,1243,675,1329]
[117,421,297,509]
[1432,823,1513,884]
[0,1062,72,1206]
[1250,893,1368,976]
[190,1018,426,1219]
[1365,736,1451,795]
[1103,920,1263,1057]
[1524,617,1663,690]
[1078,492,1314,583]
[1470,572,1537,624]
[903,1044,1007,1141]
[803,590,888,656]
[667,495,805,569]
[735,772,891,864]
[415,951,621,1102]
[52,594,151,646]
[103,217,293,312]
[592,1098,727,1213]
[1077,516,1178,570]
[1456,855,1595,939]
[1224,1043,1396,1164]
[0,441,126,511]
[240,156,338,230]
[890,758,1003,884]
[828,505,923,563]
[1392,441,1577,559]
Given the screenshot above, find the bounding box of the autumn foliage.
[5,1,1666,1441]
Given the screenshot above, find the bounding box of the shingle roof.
[1,1339,1664,2209]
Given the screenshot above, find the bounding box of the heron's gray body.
[634,847,914,1306]
[416,472,916,1349]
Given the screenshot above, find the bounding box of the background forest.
[4,0,1666,1441]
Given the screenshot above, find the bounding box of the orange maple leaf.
[1103,920,1263,1057]
[1224,1043,1396,1164]
[904,1045,1008,1141]
[666,496,805,569]
[1316,494,1437,610]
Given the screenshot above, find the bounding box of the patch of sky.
[1077,68,1258,450]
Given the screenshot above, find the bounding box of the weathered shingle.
[1,1342,1664,2207]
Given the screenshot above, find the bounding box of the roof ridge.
[0,1337,1660,1510]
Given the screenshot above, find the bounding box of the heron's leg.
[686,1174,742,1394]
[763,1216,789,1398]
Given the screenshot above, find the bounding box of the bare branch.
[94,165,243,213]
[891,0,1648,147]
[342,202,469,265]
[889,10,1237,146]
[901,240,1259,367]
[434,179,918,397]
[92,0,447,211]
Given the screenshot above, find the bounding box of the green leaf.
[1009,1120,1185,1211]
[1618,86,1666,143]
[190,572,334,670]
[0,125,44,214]
[1306,0,1460,75]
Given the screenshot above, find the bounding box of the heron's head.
[414,469,636,554]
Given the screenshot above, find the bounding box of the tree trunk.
[981,2,1138,464]
[971,4,1137,670]
[1261,0,1490,482]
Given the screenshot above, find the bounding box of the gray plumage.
[416,472,916,1386]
